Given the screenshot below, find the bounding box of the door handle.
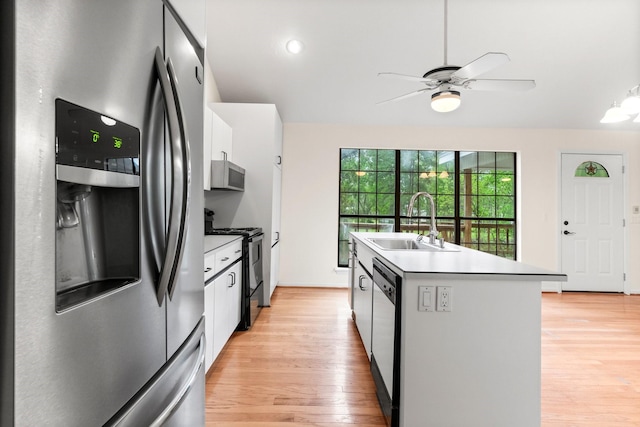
[563,230,576,235]
[154,47,191,306]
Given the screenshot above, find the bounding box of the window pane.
[340,148,359,171]
[417,174,437,193]
[359,171,377,193]
[437,151,455,173]
[496,196,515,218]
[477,196,496,217]
[377,194,395,216]
[496,152,515,172]
[400,172,419,194]
[436,194,454,216]
[437,174,454,194]
[378,171,395,193]
[478,152,496,172]
[340,171,358,192]
[358,193,377,215]
[377,149,395,171]
[340,193,357,215]
[360,149,378,171]
[400,150,418,171]
[459,151,478,171]
[496,173,514,196]
[477,173,496,195]
[418,150,437,174]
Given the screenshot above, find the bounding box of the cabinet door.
[212,273,230,361]
[353,261,373,360]
[227,261,242,332]
[210,110,232,161]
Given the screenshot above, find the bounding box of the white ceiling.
[206,0,640,130]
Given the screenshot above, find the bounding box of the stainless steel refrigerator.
[0,0,205,425]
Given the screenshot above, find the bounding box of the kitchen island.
[350,232,566,427]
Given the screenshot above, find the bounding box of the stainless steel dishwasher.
[371,258,402,427]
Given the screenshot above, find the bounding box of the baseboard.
[276,282,348,289]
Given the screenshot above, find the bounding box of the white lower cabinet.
[204,239,242,373]
[352,258,373,360]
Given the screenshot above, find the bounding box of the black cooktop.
[206,227,262,237]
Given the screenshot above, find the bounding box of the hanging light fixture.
[620,85,640,115]
[600,102,630,123]
[601,85,640,124]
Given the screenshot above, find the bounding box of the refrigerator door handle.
[165,57,191,301]
[149,334,205,427]
[153,47,191,305]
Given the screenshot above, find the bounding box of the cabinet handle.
[358,275,367,291]
[276,155,282,165]
[228,271,236,287]
[204,267,212,273]
[221,257,229,262]
[235,249,242,254]
[274,231,280,241]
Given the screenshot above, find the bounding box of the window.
[574,161,609,178]
[338,149,517,266]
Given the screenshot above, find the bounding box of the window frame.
[338,148,517,267]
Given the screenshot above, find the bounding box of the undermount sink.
[367,237,460,252]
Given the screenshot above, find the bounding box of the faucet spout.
[407,192,438,244]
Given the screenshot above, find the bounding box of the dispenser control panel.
[55,98,140,175]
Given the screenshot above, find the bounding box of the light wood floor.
[206,287,640,426]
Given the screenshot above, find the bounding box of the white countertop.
[204,235,242,253]
[352,232,567,281]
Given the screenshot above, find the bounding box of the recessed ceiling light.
[286,39,304,54]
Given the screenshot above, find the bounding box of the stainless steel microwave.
[210,159,245,191]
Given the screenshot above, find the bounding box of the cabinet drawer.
[215,240,243,273]
[204,251,216,284]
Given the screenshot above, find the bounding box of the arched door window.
[575,161,609,178]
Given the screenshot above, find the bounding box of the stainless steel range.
[206,227,264,330]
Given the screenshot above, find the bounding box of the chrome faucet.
[407,192,439,244]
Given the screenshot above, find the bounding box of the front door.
[560,153,624,292]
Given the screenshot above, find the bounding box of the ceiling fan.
[377,0,536,112]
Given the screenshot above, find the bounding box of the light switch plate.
[418,286,435,311]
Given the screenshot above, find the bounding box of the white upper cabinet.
[203,106,233,190]
[168,0,206,47]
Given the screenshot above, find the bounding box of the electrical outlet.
[436,286,452,312]
[418,286,435,311]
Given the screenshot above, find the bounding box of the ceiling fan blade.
[376,87,431,105]
[378,72,439,85]
[450,52,510,81]
[463,79,536,91]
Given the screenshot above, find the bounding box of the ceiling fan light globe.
[431,90,461,113]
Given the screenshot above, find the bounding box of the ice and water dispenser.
[55,99,140,312]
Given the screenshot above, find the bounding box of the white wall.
[279,124,640,293]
